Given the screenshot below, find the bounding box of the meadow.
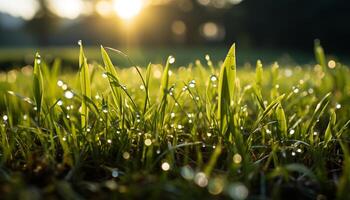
[0,42,350,200]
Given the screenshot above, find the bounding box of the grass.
[0,42,350,199]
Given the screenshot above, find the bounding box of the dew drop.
[64,91,74,99]
[161,162,170,171]
[168,56,175,64]
[122,152,130,160]
[194,172,208,187]
[57,100,63,106]
[181,165,194,180]
[111,169,119,177]
[336,103,341,109]
[144,139,152,146]
[210,75,217,82]
[57,80,63,87]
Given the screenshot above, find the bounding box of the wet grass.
[0,42,350,199]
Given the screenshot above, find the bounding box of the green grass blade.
[33,53,44,121]
[78,41,91,129]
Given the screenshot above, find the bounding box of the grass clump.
[0,42,350,200]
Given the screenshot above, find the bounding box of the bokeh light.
[113,0,144,20]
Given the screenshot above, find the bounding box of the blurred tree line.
[0,0,349,53]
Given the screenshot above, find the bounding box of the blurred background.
[0,0,349,68]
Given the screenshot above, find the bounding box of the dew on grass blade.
[62,84,68,90]
[227,182,249,200]
[57,80,63,87]
[189,80,196,88]
[2,115,8,121]
[168,55,175,64]
[194,172,208,187]
[208,178,224,195]
[210,75,217,82]
[123,152,130,160]
[181,165,194,180]
[161,162,170,171]
[111,169,119,178]
[233,153,242,164]
[64,91,74,99]
[144,138,152,146]
[57,100,63,106]
[336,103,341,109]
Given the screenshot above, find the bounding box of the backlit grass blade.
[78,41,91,129]
[217,44,236,134]
[100,46,122,112]
[305,92,331,136]
[255,60,263,89]
[314,39,326,70]
[324,109,336,146]
[158,56,172,125]
[275,102,287,138]
[33,52,44,121]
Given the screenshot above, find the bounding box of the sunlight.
[48,0,83,19]
[113,0,144,20]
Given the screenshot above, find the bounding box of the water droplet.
[177,124,183,129]
[111,169,119,177]
[189,80,196,88]
[168,55,175,64]
[64,91,74,99]
[336,103,341,109]
[62,136,67,141]
[233,153,242,164]
[102,72,108,78]
[313,131,318,136]
[285,69,293,77]
[207,132,212,137]
[57,80,63,87]
[156,149,161,154]
[2,115,8,121]
[161,162,170,171]
[140,85,145,90]
[205,54,210,61]
[23,115,27,120]
[289,129,295,135]
[208,178,224,195]
[181,165,194,180]
[194,172,208,187]
[57,100,63,106]
[227,183,249,200]
[78,40,82,46]
[61,84,68,90]
[170,112,176,118]
[210,75,217,82]
[36,59,41,64]
[293,88,299,94]
[123,152,130,160]
[144,139,152,146]
[297,148,302,153]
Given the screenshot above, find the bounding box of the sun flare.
[113,0,144,20]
